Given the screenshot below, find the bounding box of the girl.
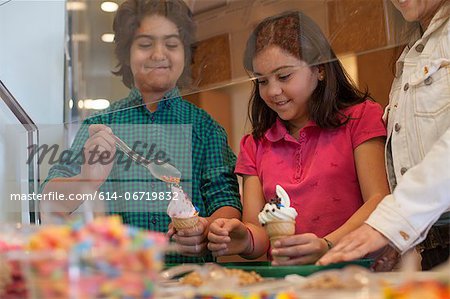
[319,0,450,270]
[208,11,390,265]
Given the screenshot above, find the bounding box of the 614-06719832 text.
[97,191,179,201]
[9,191,179,202]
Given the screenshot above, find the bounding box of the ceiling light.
[77,100,84,109]
[66,1,86,11]
[101,33,115,43]
[69,99,74,109]
[101,1,119,12]
[84,99,110,110]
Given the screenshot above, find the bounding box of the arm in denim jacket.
[366,128,450,253]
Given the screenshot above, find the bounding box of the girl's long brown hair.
[244,11,371,139]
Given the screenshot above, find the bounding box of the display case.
[1,0,413,225]
[1,1,449,298]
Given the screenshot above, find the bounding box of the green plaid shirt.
[44,87,241,263]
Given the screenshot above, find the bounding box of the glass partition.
[65,0,412,145]
[0,81,39,224]
[1,0,417,224]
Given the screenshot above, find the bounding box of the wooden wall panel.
[191,34,232,87]
[327,0,388,54]
[328,0,397,109]
[357,47,396,108]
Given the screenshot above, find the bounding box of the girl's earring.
[317,69,325,81]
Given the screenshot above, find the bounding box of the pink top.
[236,100,386,238]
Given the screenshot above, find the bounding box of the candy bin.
[0,223,37,299]
[72,233,166,298]
[23,216,167,299]
[1,246,28,299]
[24,250,70,299]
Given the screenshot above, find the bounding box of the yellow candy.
[276,293,294,299]
[99,281,115,294]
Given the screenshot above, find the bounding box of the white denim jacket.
[366,4,450,254]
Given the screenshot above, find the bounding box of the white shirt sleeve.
[366,128,450,253]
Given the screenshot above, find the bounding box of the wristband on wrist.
[243,227,255,256]
[323,238,333,251]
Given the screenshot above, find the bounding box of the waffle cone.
[265,221,295,263]
[264,220,296,238]
[172,212,199,230]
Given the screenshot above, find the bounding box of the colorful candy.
[25,216,166,299]
[0,240,28,299]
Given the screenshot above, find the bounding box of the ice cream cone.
[171,212,199,230]
[265,220,296,237]
[258,185,298,264]
[265,220,296,262]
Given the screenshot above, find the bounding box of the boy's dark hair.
[112,0,195,89]
[244,11,370,139]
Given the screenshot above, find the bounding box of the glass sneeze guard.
[0,79,40,224]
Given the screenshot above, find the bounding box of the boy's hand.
[168,217,209,257]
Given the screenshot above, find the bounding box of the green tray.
[166,259,373,278]
[218,259,373,277]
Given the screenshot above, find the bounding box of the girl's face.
[252,45,320,129]
[390,0,443,26]
[130,15,185,94]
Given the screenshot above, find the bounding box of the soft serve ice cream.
[167,185,199,229]
[258,185,298,225]
[167,185,196,218]
[258,185,298,262]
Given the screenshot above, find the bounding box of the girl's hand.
[316,224,389,266]
[168,217,209,257]
[271,233,328,265]
[207,218,251,257]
